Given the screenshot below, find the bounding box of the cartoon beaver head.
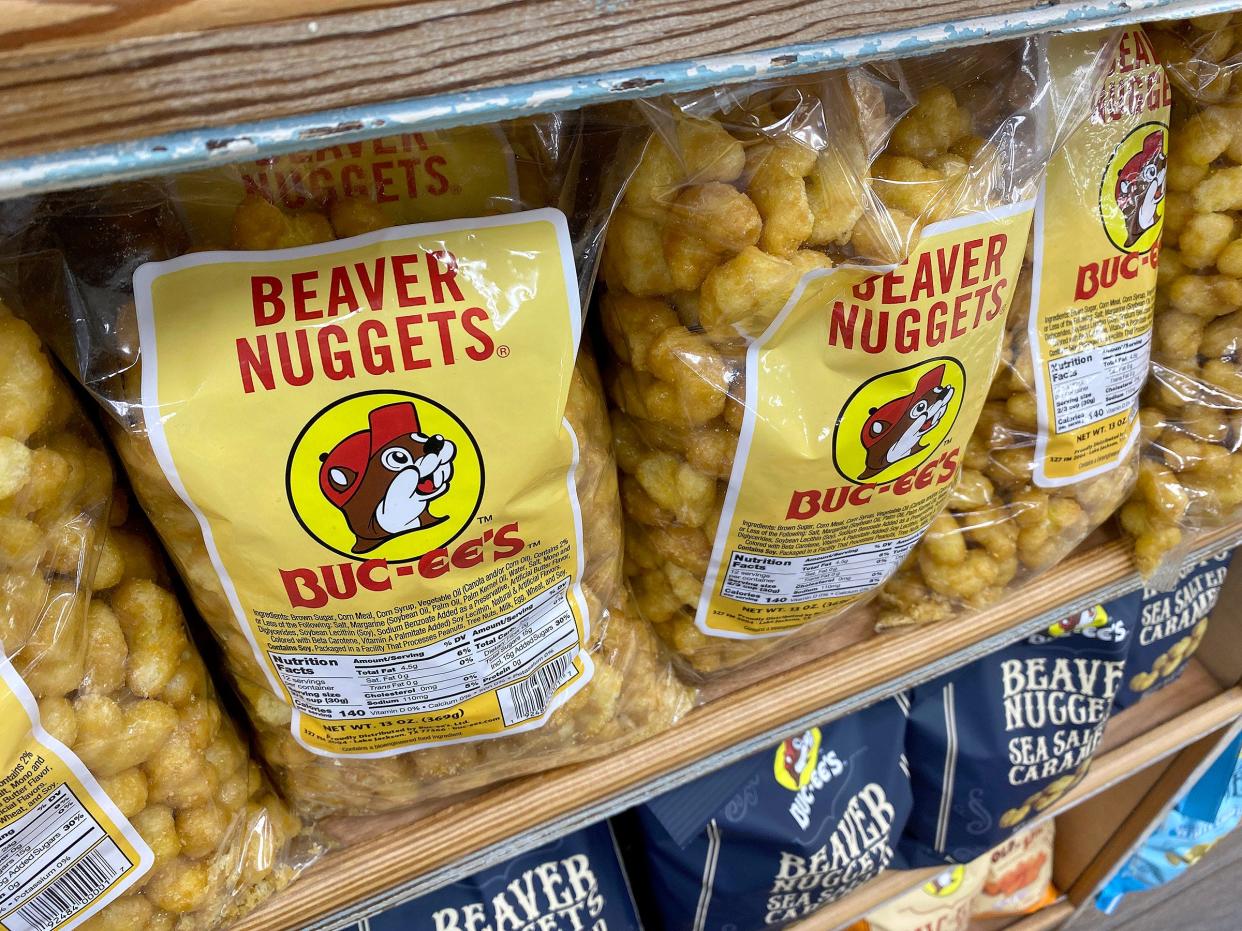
[1115,130,1166,248]
[859,364,954,480]
[319,401,457,554]
[780,732,815,786]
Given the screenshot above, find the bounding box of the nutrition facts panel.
[271,578,581,720]
[0,785,134,931]
[720,529,923,605]
[1047,333,1150,433]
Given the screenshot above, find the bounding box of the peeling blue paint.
[0,0,1228,199]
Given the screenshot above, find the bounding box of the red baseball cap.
[319,402,421,506]
[861,364,946,451]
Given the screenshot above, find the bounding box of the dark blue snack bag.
[1112,549,1232,710]
[347,822,641,931]
[622,698,911,931]
[900,606,1130,867]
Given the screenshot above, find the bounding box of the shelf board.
[998,900,1076,930]
[788,661,1242,931]
[229,525,1242,931]
[0,0,1232,197]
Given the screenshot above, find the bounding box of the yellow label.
[170,126,518,246]
[0,659,151,931]
[698,204,1034,638]
[135,209,592,758]
[1031,29,1170,486]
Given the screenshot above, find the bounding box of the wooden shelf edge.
[0,0,1223,196]
[789,682,1242,931]
[1000,899,1076,930]
[229,525,1242,931]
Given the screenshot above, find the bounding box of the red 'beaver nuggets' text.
[240,134,452,210]
[236,249,495,394]
[828,234,1009,355]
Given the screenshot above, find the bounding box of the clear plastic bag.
[17,118,692,817]
[600,40,1104,674]
[0,300,308,930]
[1120,16,1242,579]
[877,29,1167,625]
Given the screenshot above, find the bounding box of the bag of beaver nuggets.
[877,28,1169,627]
[602,40,1112,675]
[1121,17,1242,579]
[24,119,692,817]
[0,301,306,931]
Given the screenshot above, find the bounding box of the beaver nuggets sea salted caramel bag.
[26,119,691,817]
[600,40,1112,675]
[619,697,911,930]
[1112,547,1231,709]
[898,608,1130,867]
[0,301,306,931]
[341,821,642,931]
[877,28,1168,628]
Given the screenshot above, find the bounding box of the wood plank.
[785,684,1242,931]
[0,0,1198,166]
[1000,900,1076,930]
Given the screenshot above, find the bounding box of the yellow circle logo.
[287,390,484,561]
[774,728,821,790]
[834,358,964,485]
[1047,603,1108,638]
[924,866,966,897]
[1101,122,1168,254]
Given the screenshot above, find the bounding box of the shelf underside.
[0,0,1230,196]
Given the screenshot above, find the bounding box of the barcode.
[497,652,576,725]
[4,840,130,931]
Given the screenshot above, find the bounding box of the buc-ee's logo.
[834,359,964,484]
[1102,123,1167,253]
[923,866,967,898]
[774,728,822,791]
[286,390,483,561]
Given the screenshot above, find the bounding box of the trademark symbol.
[451,184,462,194]
[528,540,541,548]
[476,514,493,524]
[496,345,511,358]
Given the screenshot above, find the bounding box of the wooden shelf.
[0,0,1225,197]
[995,900,1076,930]
[225,526,1242,931]
[788,661,1242,931]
